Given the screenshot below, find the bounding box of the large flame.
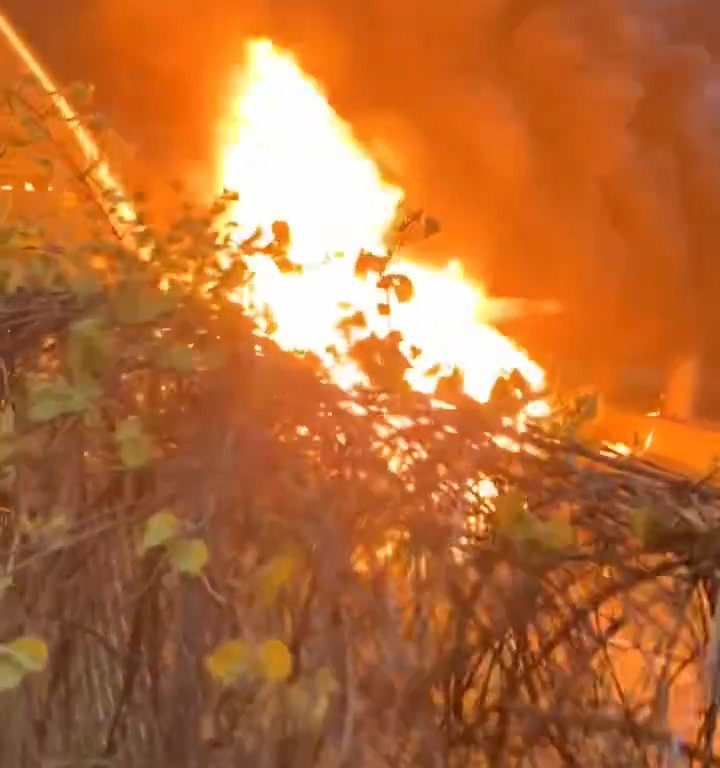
[221,39,544,403]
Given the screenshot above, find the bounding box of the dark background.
[3,0,720,380]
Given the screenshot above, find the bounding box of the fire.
[220,39,544,403]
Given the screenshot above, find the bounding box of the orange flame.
[220,39,544,403]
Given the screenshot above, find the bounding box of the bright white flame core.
[221,39,544,402]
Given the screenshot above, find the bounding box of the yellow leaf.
[0,656,25,690]
[257,554,296,605]
[2,636,48,672]
[142,510,180,551]
[258,639,292,682]
[115,416,154,469]
[205,639,252,685]
[167,537,209,576]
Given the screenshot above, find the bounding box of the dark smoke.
[5,0,720,373]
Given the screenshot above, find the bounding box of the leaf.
[423,216,441,238]
[67,317,110,383]
[315,666,339,694]
[111,280,175,325]
[3,636,48,673]
[167,537,208,576]
[198,347,225,371]
[21,116,48,142]
[0,403,14,437]
[66,81,95,106]
[257,554,296,605]
[26,377,99,423]
[574,392,599,425]
[0,656,26,691]
[87,113,109,132]
[258,639,292,682]
[115,416,154,469]
[205,639,252,684]
[0,575,12,599]
[160,343,194,373]
[378,274,414,303]
[309,692,332,729]
[354,251,391,278]
[285,682,311,718]
[494,490,529,538]
[142,510,180,551]
[337,311,367,332]
[534,519,574,550]
[630,505,664,547]
[42,513,69,552]
[0,405,16,463]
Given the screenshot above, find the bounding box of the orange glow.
[0,12,136,239]
[220,39,544,403]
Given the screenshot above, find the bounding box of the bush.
[0,75,715,768]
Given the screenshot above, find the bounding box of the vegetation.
[0,76,716,768]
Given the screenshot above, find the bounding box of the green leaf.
[205,639,252,685]
[111,280,176,325]
[115,416,154,469]
[142,510,181,551]
[0,656,26,690]
[258,639,292,682]
[26,377,99,423]
[534,519,574,550]
[160,343,194,373]
[67,317,111,383]
[167,537,208,576]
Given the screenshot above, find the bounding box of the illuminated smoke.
[4,0,720,368]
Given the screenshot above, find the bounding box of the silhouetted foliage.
[0,75,715,768]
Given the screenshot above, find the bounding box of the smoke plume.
[5,0,720,371]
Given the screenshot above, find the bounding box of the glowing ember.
[221,39,544,403]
